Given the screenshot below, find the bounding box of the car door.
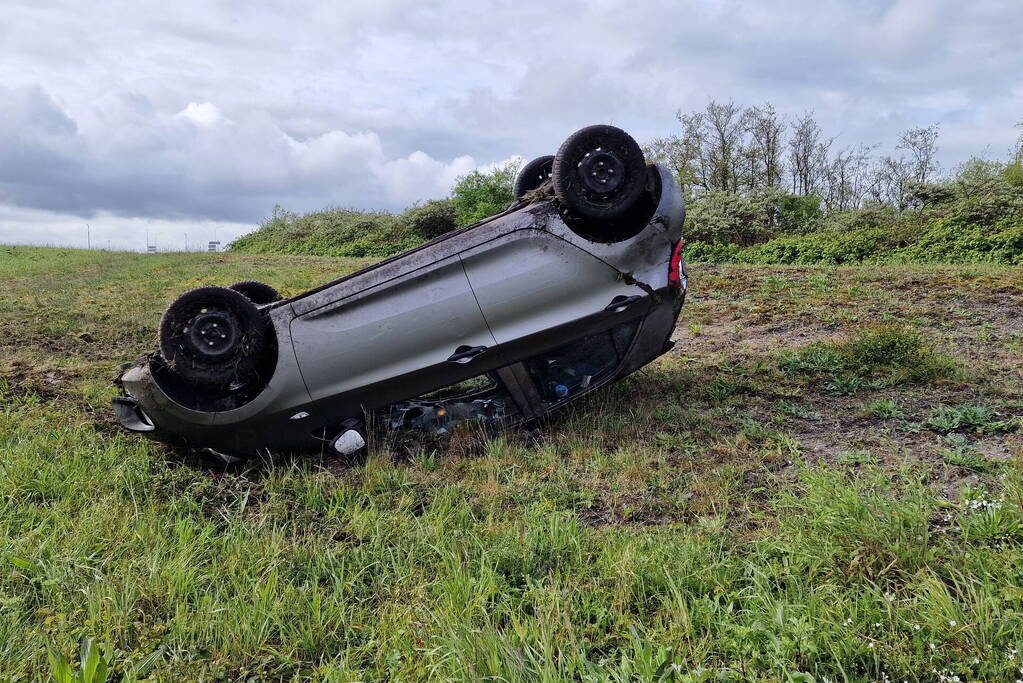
[459,229,649,363]
[289,255,500,410]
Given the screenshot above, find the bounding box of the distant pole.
[86,224,90,250]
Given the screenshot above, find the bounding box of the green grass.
[864,399,907,420]
[779,324,957,393]
[924,405,1022,435]
[940,436,1001,474]
[2,246,1023,679]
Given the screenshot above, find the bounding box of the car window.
[524,321,639,402]
[417,374,497,400]
[382,372,518,434]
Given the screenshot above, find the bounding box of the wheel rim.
[185,308,240,359]
[576,147,625,197]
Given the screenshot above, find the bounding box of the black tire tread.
[159,286,267,386]
[552,125,646,224]
[514,155,555,199]
[229,280,282,305]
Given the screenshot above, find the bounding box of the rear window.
[524,321,638,402]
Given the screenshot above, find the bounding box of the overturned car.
[114,125,688,459]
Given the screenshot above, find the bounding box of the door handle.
[604,295,644,313]
[447,345,488,363]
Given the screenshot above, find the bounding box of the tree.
[1015,121,1023,164]
[897,124,940,183]
[867,155,914,211]
[955,157,1005,185]
[822,144,875,212]
[643,134,700,198]
[449,160,519,226]
[703,100,746,192]
[657,100,786,197]
[745,103,786,189]
[788,111,831,196]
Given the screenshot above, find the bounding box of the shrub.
[822,205,900,232]
[779,193,823,233]
[1002,162,1023,188]
[685,187,810,245]
[231,161,521,259]
[688,174,1023,265]
[400,199,458,240]
[689,216,1023,266]
[743,224,919,265]
[450,161,519,227]
[944,176,1023,225]
[955,157,1006,185]
[229,205,420,258]
[892,218,1023,265]
[683,241,745,262]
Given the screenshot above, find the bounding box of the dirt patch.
[2,362,78,402]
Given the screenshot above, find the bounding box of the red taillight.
[668,239,684,290]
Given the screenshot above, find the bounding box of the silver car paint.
[289,254,497,401]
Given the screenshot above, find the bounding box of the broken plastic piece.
[333,429,366,455]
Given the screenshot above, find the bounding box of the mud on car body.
[114,125,688,459]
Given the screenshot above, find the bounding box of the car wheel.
[514,155,554,199]
[159,286,268,386]
[229,280,282,305]
[552,125,646,223]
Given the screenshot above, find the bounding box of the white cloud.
[178,102,224,126]
[0,83,487,222]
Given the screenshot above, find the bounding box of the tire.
[159,286,268,386]
[514,155,554,199]
[552,125,646,223]
[229,280,281,305]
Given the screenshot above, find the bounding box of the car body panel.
[289,254,498,402]
[459,229,643,349]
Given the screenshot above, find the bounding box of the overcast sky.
[1,0,1021,251]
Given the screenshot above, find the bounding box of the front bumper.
[112,395,156,433]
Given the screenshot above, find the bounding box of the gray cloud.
[0,0,1021,247]
[0,84,479,222]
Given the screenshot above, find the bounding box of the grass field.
[2,245,1022,681]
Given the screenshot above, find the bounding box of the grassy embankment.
[2,244,1022,680]
[230,170,1023,268]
